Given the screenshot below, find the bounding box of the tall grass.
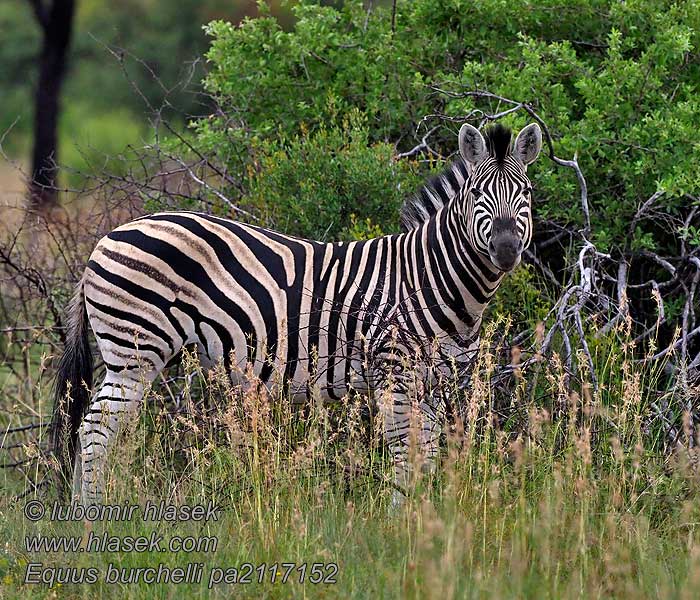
[1,321,700,599]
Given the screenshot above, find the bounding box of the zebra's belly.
[85,271,373,403]
[220,336,371,404]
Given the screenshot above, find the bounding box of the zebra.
[52,122,542,505]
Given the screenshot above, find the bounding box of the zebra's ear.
[459,123,488,168]
[512,123,542,167]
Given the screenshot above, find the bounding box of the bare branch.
[396,126,440,159]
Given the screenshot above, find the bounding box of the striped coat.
[52,123,542,504]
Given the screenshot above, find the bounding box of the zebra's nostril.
[517,239,524,253]
[488,240,496,254]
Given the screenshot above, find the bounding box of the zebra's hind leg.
[77,369,154,504]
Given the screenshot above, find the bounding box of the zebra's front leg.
[76,371,147,504]
[379,372,445,508]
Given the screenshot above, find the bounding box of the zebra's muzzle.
[487,231,523,272]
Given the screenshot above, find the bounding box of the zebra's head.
[458,122,542,272]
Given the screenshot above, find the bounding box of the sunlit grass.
[2,323,700,599]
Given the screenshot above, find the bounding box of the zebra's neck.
[402,198,505,339]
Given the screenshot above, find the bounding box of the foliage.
[0,0,293,172]
[2,3,700,595]
[198,0,700,251]
[486,263,551,323]
[246,110,420,240]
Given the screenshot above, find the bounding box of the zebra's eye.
[471,188,483,198]
[523,187,532,196]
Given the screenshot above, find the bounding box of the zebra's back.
[83,211,400,401]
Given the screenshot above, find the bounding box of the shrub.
[246,110,420,240]
[196,0,700,254]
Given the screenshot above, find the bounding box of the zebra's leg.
[385,402,444,508]
[377,364,445,508]
[77,369,152,504]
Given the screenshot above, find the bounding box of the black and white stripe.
[52,123,542,504]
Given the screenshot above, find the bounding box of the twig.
[396,126,440,159]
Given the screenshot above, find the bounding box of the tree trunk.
[28,0,76,210]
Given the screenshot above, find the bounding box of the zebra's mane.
[399,125,513,231]
[485,123,512,164]
[399,157,470,231]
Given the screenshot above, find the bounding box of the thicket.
[188,2,700,385]
[2,0,700,473]
[196,0,700,247]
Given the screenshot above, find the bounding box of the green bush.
[246,110,420,240]
[196,0,700,254]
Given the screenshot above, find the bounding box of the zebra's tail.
[51,275,93,493]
